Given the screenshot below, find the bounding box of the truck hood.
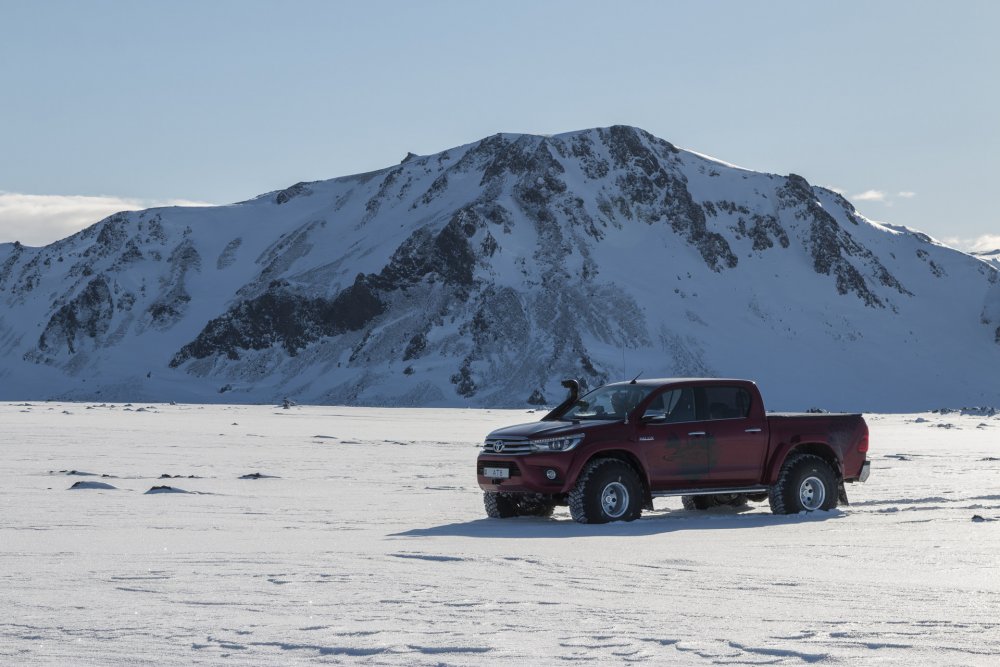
[486,419,616,440]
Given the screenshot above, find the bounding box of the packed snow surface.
[3,402,999,665]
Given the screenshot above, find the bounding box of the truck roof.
[603,377,756,388]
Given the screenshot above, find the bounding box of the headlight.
[530,434,584,452]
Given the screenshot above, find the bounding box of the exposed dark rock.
[170,274,384,365]
[216,238,243,270]
[735,213,790,251]
[145,485,190,494]
[598,126,737,271]
[95,214,129,253]
[0,242,25,292]
[372,208,479,291]
[778,174,908,307]
[146,239,201,328]
[570,133,610,179]
[275,182,311,205]
[69,481,117,490]
[416,173,448,207]
[38,276,115,354]
[363,167,403,223]
[403,332,427,360]
[451,362,477,397]
[115,239,144,266]
[527,389,547,405]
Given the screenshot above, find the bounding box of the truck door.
[635,387,711,488]
[699,385,768,485]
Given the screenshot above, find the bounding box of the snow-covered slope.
[1,126,998,411]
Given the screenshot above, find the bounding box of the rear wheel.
[682,495,713,510]
[768,454,838,514]
[569,459,643,524]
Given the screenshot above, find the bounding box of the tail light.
[858,424,869,453]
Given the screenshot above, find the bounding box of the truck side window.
[641,393,666,420]
[704,386,751,420]
[660,388,696,423]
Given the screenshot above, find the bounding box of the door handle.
[745,428,762,433]
[688,431,706,437]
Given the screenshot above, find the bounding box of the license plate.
[482,467,509,479]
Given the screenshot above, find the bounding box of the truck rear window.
[703,386,751,420]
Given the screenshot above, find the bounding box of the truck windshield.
[561,385,654,421]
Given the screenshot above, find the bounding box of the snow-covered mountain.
[2,126,998,411]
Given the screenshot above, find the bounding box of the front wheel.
[768,454,838,514]
[484,491,518,518]
[568,459,643,524]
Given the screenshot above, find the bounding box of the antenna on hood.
[629,370,643,384]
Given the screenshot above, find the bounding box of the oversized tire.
[484,491,519,518]
[681,495,715,510]
[768,453,839,515]
[568,459,643,524]
[682,494,748,510]
[484,492,556,518]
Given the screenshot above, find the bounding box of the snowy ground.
[2,403,999,665]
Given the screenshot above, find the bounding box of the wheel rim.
[798,476,826,510]
[601,481,629,519]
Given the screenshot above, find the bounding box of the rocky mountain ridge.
[1,126,998,411]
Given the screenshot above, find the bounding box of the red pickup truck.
[477,378,870,523]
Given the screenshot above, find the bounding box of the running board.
[651,486,769,498]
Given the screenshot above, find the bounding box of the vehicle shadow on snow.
[391,509,846,539]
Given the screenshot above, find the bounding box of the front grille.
[481,438,532,455]
[478,461,522,477]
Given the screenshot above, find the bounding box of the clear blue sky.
[1,0,997,248]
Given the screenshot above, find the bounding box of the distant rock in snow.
[238,472,279,479]
[53,469,115,477]
[145,485,190,494]
[69,481,117,490]
[1,125,999,411]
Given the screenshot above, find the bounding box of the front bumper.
[476,454,572,494]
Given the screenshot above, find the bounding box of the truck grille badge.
[493,442,505,453]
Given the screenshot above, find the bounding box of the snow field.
[2,403,999,665]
